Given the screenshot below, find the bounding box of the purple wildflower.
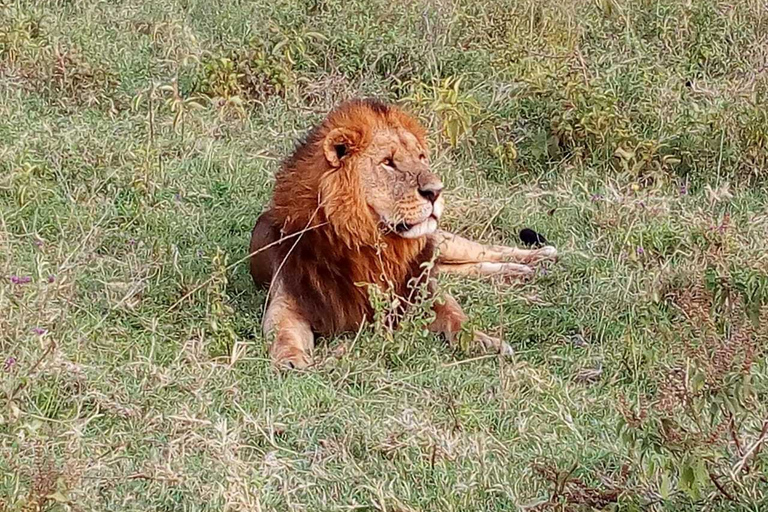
[34,238,44,248]
[128,239,137,246]
[47,275,56,283]
[10,275,32,285]
[32,327,48,336]
[591,194,604,202]
[3,357,16,372]
[680,185,688,196]
[636,246,645,256]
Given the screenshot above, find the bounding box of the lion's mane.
[250,100,435,335]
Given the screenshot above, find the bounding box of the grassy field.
[2,0,768,510]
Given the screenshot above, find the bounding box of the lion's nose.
[418,181,443,203]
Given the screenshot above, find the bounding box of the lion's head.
[273,100,444,247]
[320,102,444,240]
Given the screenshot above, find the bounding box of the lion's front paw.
[271,344,313,370]
[525,245,557,264]
[474,331,514,357]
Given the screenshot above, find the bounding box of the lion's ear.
[323,127,362,167]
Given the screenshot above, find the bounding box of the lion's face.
[323,125,444,240]
[358,128,444,239]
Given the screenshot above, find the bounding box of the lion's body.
[249,99,556,368]
[250,209,433,335]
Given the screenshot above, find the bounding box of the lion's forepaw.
[271,345,313,371]
[474,331,514,358]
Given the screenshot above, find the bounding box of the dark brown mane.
[252,99,434,335]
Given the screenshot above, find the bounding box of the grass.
[1,0,768,510]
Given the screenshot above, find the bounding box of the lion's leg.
[435,261,536,279]
[263,280,314,370]
[429,290,513,356]
[432,230,557,267]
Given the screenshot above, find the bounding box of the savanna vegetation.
[2,0,768,510]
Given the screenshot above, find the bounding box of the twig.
[441,354,498,367]
[573,47,590,84]
[715,127,725,185]
[525,51,571,60]
[60,210,110,270]
[126,473,154,480]
[732,418,768,475]
[9,341,56,401]
[555,462,579,499]
[345,318,368,358]
[729,414,744,457]
[707,467,736,502]
[752,419,768,462]
[477,202,509,240]
[264,203,322,312]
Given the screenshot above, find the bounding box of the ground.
[1,0,768,510]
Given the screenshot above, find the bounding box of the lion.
[249,99,556,369]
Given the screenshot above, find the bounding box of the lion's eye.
[383,158,395,168]
[419,154,427,162]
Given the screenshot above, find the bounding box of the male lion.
[249,99,556,369]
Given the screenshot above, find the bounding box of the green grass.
[2,0,768,510]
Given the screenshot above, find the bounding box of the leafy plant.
[403,77,480,147]
[432,77,479,148]
[201,57,244,100]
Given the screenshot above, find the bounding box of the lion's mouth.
[394,221,413,233]
[394,215,437,233]
[385,195,444,239]
[393,214,439,239]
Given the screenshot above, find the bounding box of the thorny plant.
[616,281,767,504]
